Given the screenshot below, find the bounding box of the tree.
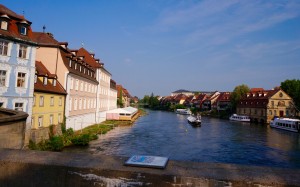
[281,79,300,110]
[230,84,250,113]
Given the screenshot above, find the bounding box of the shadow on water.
[64,109,300,169]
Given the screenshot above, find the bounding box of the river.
[64,110,300,168]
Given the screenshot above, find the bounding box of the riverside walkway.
[0,148,300,186]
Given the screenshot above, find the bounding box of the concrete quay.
[0,148,299,187]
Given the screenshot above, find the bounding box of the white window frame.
[1,21,8,30]
[50,114,53,125]
[38,116,43,127]
[75,79,79,90]
[74,99,77,110]
[0,41,8,56]
[0,70,7,87]
[16,72,26,88]
[50,96,54,106]
[18,45,27,59]
[14,102,23,111]
[39,96,44,107]
[20,26,27,35]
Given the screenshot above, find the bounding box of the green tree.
[281,79,300,110]
[230,84,250,113]
[117,89,124,107]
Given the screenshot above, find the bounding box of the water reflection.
[64,110,300,168]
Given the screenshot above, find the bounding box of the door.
[279,110,284,117]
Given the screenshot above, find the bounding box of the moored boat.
[229,114,250,122]
[175,109,192,115]
[187,115,201,127]
[270,117,300,133]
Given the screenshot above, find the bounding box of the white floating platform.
[125,155,169,169]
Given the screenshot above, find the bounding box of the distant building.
[0,5,37,142]
[237,88,296,123]
[171,89,193,96]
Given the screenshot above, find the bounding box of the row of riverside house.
[0,4,132,144]
[161,89,231,112]
[161,88,298,124]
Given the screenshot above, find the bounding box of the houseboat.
[229,114,250,122]
[175,109,192,115]
[270,118,300,133]
[187,115,201,127]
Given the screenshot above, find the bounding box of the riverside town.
[1,3,300,187]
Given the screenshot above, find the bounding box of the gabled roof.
[35,61,56,78]
[0,4,35,44]
[32,32,60,46]
[77,47,103,68]
[35,61,67,95]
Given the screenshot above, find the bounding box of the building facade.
[31,61,66,142]
[0,5,36,142]
[237,88,296,123]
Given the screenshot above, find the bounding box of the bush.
[71,134,90,146]
[48,136,64,151]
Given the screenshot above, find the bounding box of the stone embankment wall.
[0,108,28,149]
[0,149,300,187]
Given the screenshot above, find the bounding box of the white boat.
[270,118,300,133]
[175,109,191,115]
[229,114,250,122]
[187,115,201,127]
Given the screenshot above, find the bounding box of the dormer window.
[20,26,27,35]
[0,20,8,30]
[79,65,82,72]
[34,75,37,83]
[53,79,56,86]
[43,77,47,85]
[69,60,72,67]
[75,63,77,70]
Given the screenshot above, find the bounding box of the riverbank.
[1,148,300,186]
[28,108,146,151]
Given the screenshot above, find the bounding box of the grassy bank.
[29,109,146,152]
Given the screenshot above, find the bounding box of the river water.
[64,110,300,168]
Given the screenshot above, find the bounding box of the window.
[50,97,54,106]
[59,97,62,106]
[33,95,36,106]
[18,45,27,58]
[43,77,47,85]
[53,79,56,86]
[80,81,83,91]
[69,98,72,111]
[269,110,272,115]
[20,26,27,35]
[70,78,73,89]
[74,99,77,110]
[34,75,37,83]
[0,21,8,30]
[17,72,26,87]
[0,70,6,86]
[79,99,82,109]
[15,102,23,111]
[50,115,53,125]
[0,102,3,107]
[0,41,8,55]
[75,79,79,90]
[39,96,44,106]
[75,63,77,69]
[69,60,72,67]
[38,116,43,127]
[58,113,62,123]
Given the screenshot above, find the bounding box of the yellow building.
[237,88,296,124]
[31,61,67,143]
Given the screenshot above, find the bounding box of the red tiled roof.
[77,47,103,68]
[250,88,264,92]
[32,32,60,46]
[35,61,56,78]
[0,4,35,43]
[35,61,66,95]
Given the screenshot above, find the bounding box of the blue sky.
[3,0,300,98]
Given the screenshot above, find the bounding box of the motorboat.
[270,117,300,133]
[175,109,191,115]
[187,115,201,127]
[229,114,250,122]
